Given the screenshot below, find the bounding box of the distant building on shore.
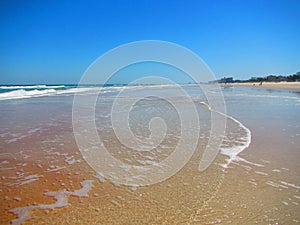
[219,77,234,84]
[208,71,300,84]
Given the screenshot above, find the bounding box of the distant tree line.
[216,71,300,83]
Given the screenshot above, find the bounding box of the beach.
[0,84,299,224]
[223,81,300,89]
[1,0,299,223]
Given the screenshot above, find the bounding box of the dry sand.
[222,81,300,89]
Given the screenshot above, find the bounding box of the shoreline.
[221,81,300,89]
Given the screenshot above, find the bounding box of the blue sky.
[0,0,299,84]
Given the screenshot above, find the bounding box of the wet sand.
[2,124,299,225]
[193,122,300,224]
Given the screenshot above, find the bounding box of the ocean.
[0,84,299,224]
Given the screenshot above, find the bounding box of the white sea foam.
[4,128,41,144]
[94,172,105,182]
[255,171,269,176]
[5,174,43,187]
[19,178,40,186]
[0,84,179,100]
[0,89,56,100]
[294,195,300,200]
[266,181,288,189]
[0,167,15,170]
[46,166,66,172]
[56,87,99,95]
[248,180,257,186]
[64,156,81,165]
[0,85,65,89]
[9,180,93,225]
[0,87,99,100]
[280,181,300,190]
[200,102,252,168]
